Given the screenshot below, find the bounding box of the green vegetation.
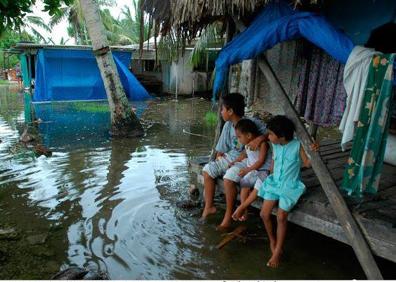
[1,0,147,46]
[0,0,149,72]
[204,111,218,126]
[189,23,223,68]
[70,102,109,113]
[0,80,10,85]
[0,0,72,36]
[49,0,148,45]
[0,28,33,68]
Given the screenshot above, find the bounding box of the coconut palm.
[189,22,224,68]
[101,2,150,45]
[50,0,114,45]
[23,15,54,44]
[79,0,144,137]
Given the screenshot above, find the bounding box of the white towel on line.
[339,46,381,150]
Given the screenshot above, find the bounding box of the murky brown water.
[0,85,394,279]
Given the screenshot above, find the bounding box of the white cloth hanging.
[339,46,381,150]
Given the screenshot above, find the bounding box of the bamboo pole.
[210,19,234,160]
[232,17,383,280]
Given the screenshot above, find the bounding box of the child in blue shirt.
[233,115,318,268]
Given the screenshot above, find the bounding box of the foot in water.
[216,218,232,231]
[238,210,248,221]
[200,206,216,221]
[267,251,281,268]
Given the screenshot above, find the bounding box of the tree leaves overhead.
[0,0,72,35]
[1,0,147,46]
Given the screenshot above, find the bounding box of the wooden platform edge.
[191,161,396,264]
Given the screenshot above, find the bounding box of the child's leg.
[201,171,217,218]
[233,188,258,220]
[219,178,237,229]
[260,200,277,254]
[267,208,288,268]
[201,158,229,219]
[239,187,250,221]
[219,162,246,228]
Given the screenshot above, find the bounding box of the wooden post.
[308,123,319,139]
[210,19,234,160]
[232,17,383,280]
[247,59,257,109]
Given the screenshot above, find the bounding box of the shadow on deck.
[189,139,396,263]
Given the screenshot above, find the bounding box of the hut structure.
[13,43,151,123]
[142,0,396,279]
[13,43,150,103]
[130,37,221,96]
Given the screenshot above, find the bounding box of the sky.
[28,0,135,45]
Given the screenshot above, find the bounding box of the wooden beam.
[232,17,383,280]
[210,19,234,160]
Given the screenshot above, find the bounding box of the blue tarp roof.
[34,49,151,102]
[213,1,355,97]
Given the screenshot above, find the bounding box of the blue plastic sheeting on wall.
[213,1,354,96]
[34,49,151,102]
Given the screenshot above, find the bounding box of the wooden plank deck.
[189,139,396,263]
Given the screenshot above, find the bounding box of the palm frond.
[189,22,224,68]
[27,16,52,33]
[49,7,69,27]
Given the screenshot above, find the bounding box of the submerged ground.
[0,85,394,279]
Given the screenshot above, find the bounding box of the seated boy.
[201,93,267,223]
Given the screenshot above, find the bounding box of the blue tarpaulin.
[34,49,151,102]
[213,1,355,96]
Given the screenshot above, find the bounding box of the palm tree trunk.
[80,0,144,137]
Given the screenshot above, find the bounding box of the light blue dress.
[257,138,306,212]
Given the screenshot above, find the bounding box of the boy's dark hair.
[235,118,260,137]
[221,93,245,117]
[267,115,295,141]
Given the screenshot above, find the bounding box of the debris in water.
[0,227,19,240]
[176,199,201,210]
[216,225,247,249]
[20,128,35,143]
[50,267,109,280]
[189,184,199,197]
[34,144,52,157]
[26,234,48,245]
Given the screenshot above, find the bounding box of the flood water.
[0,85,394,279]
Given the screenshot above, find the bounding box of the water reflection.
[0,93,214,279]
[33,101,148,149]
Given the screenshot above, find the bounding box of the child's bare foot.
[217,217,232,231]
[201,206,216,220]
[232,206,244,221]
[238,210,248,221]
[266,252,281,268]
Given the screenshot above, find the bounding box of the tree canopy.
[0,0,72,34]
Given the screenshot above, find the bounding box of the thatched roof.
[142,0,318,39]
[143,0,267,37]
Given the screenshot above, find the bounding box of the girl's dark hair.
[235,119,260,137]
[267,115,295,141]
[221,93,245,117]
